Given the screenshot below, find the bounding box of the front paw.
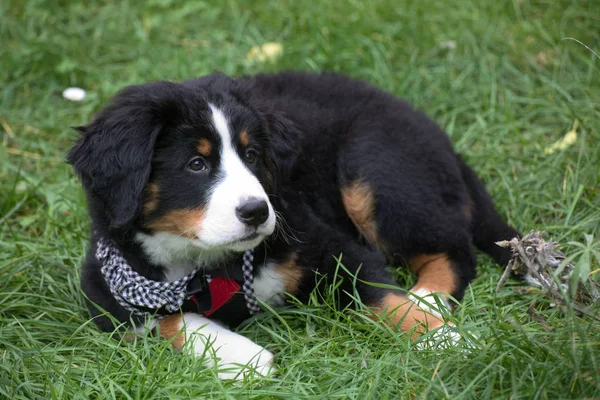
[183,316,275,380]
[207,337,275,380]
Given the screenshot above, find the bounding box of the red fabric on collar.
[191,277,240,317]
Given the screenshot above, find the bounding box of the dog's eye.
[245,149,258,164]
[187,157,208,172]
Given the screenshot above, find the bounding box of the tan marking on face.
[197,138,212,157]
[274,252,303,294]
[145,208,205,238]
[158,314,185,349]
[371,293,447,339]
[409,253,457,295]
[341,181,384,251]
[142,183,160,216]
[239,129,250,147]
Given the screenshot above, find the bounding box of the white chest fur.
[251,261,287,306]
[163,263,198,282]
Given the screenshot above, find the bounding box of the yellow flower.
[544,120,578,155]
[246,42,283,63]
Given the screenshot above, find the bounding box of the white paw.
[182,314,275,380]
[414,325,478,351]
[207,338,275,380]
[406,288,451,318]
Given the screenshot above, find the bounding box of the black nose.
[235,198,269,227]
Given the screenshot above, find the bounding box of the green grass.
[1,0,600,398]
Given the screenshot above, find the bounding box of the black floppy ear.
[261,109,299,192]
[67,82,180,228]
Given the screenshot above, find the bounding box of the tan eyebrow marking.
[197,138,212,157]
[240,129,250,147]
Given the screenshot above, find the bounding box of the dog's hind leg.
[337,179,477,342]
[340,177,477,304]
[286,210,455,340]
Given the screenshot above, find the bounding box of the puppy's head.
[68,74,289,262]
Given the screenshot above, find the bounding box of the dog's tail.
[459,157,520,267]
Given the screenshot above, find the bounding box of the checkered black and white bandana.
[95,238,260,318]
[242,250,260,314]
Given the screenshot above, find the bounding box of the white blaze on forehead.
[209,104,231,144]
[208,103,258,190]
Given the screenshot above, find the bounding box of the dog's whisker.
[273,211,305,244]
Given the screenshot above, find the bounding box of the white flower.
[439,40,457,50]
[62,87,86,101]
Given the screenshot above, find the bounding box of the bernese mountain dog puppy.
[68,71,519,379]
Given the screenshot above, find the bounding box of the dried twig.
[496,230,600,322]
[0,116,15,137]
[5,147,42,159]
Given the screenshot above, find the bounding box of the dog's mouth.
[206,229,264,246]
[217,231,266,252]
[237,232,260,242]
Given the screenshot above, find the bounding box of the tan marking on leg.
[145,208,205,238]
[274,252,303,294]
[240,129,250,147]
[197,138,212,157]
[341,181,384,251]
[409,253,457,295]
[371,293,446,339]
[158,314,185,349]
